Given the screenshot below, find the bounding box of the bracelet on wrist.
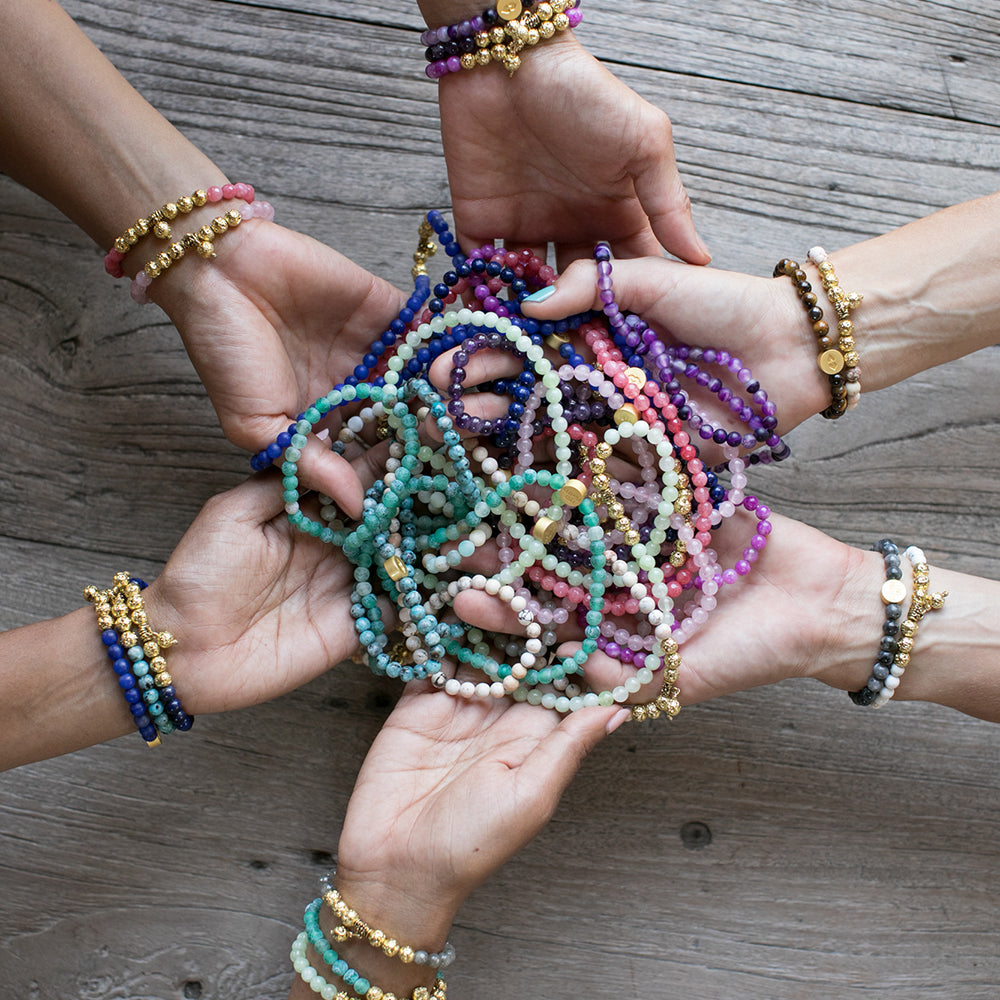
[83,572,192,745]
[423,0,582,79]
[849,542,948,708]
[102,183,275,304]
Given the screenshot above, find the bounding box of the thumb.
[521,255,684,327]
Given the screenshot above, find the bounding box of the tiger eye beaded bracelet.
[807,246,863,413]
[773,257,850,418]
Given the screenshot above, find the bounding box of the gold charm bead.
[497,0,523,21]
[383,555,408,581]
[532,516,559,544]
[818,348,845,375]
[880,578,908,605]
[559,479,588,506]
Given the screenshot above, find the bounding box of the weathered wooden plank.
[1,0,998,998]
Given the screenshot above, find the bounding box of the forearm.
[0,607,132,770]
[799,193,1000,397]
[819,550,1000,723]
[0,0,229,254]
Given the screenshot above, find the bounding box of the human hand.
[667,510,877,703]
[437,34,710,267]
[523,254,833,433]
[151,220,407,515]
[142,474,369,715]
[335,683,622,921]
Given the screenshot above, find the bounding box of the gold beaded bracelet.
[464,0,577,76]
[807,246,863,417]
[321,883,456,969]
[110,189,209,258]
[138,209,244,281]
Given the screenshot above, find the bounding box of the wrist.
[310,868,462,997]
[808,545,889,694]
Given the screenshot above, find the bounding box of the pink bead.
[221,184,236,199]
[206,186,223,203]
[567,8,583,27]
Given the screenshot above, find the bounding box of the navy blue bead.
[123,687,142,704]
[101,629,119,646]
[353,364,370,380]
[471,258,486,274]
[118,674,136,690]
[428,298,444,313]
[266,441,282,459]
[112,658,130,675]
[106,643,124,660]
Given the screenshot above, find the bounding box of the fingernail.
[522,284,556,303]
[605,708,631,735]
[315,428,330,441]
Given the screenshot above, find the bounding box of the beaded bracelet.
[291,929,447,1000]
[848,539,907,707]
[807,246,863,414]
[129,199,275,304]
[321,876,456,969]
[850,543,948,707]
[84,572,192,744]
[773,257,850,418]
[424,0,582,78]
[104,183,256,277]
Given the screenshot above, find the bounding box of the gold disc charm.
[818,349,845,375]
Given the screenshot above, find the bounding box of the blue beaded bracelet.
[84,573,193,744]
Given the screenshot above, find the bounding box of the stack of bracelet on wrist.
[290,872,453,1000]
[850,540,947,708]
[83,572,192,746]
[422,0,582,78]
[103,183,274,304]
[255,211,788,727]
[774,249,863,419]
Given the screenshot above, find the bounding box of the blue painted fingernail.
[522,285,556,303]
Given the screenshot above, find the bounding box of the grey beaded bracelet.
[849,538,905,707]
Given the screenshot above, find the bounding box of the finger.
[629,114,711,265]
[515,703,619,819]
[522,256,686,330]
[429,343,524,393]
[293,443,367,520]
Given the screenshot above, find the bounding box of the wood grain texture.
[1,1,998,998]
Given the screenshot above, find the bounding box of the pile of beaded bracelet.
[850,542,947,707]
[424,0,582,78]
[257,210,785,724]
[83,572,192,745]
[807,246,863,414]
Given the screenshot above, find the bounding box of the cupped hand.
[336,680,623,914]
[144,474,370,714]
[438,34,709,267]
[673,511,879,703]
[523,254,833,433]
[152,220,408,514]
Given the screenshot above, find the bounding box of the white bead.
[459,681,477,699]
[444,678,461,696]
